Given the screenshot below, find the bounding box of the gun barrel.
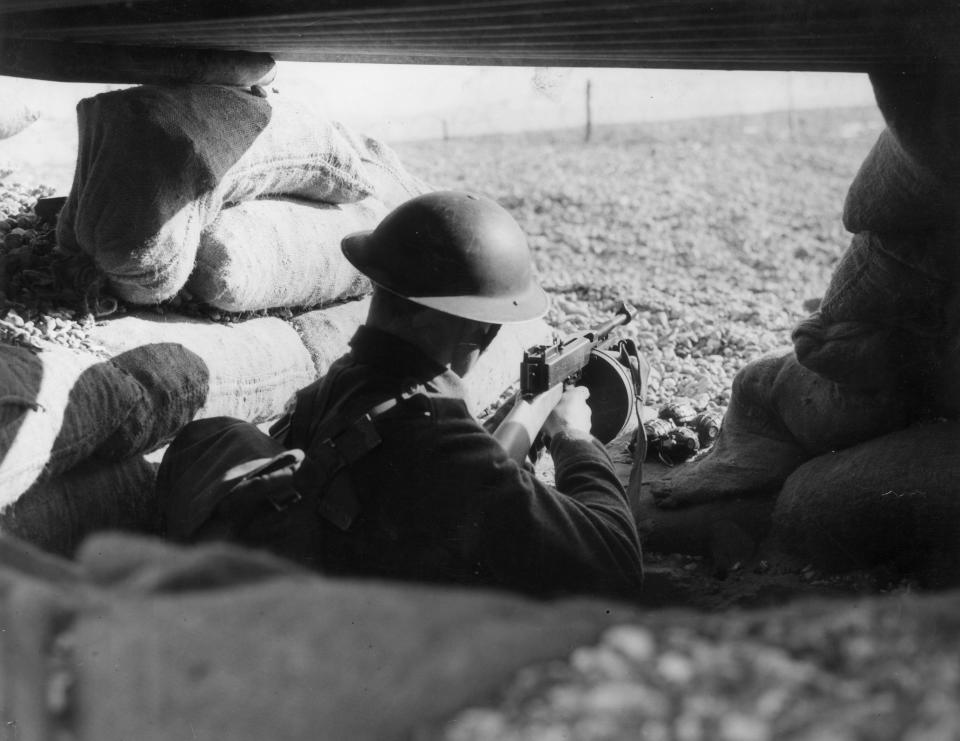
[587,302,633,341]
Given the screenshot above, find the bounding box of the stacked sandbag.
[187,198,387,312]
[56,84,429,306]
[767,65,960,576]
[648,348,910,509]
[792,65,960,414]
[0,302,552,551]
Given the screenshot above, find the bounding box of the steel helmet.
[341,191,549,323]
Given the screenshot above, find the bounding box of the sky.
[0,64,877,191]
[272,63,876,141]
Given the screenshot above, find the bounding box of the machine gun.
[520,302,634,396]
[493,301,640,464]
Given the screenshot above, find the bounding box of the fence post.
[585,79,593,142]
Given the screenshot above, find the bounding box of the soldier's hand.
[542,385,592,440]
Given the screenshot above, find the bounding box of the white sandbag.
[188,198,386,312]
[0,343,144,504]
[339,126,434,208]
[291,298,372,376]
[56,85,374,304]
[88,312,316,457]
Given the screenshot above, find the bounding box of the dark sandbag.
[0,532,628,741]
[843,128,955,234]
[870,66,960,186]
[649,349,910,509]
[792,229,960,390]
[0,344,144,501]
[771,421,960,586]
[188,198,385,312]
[844,66,960,234]
[56,85,373,303]
[0,454,160,557]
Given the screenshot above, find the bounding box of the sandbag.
[56,84,374,303]
[843,128,955,234]
[0,454,160,557]
[87,312,316,457]
[0,532,626,741]
[649,348,911,509]
[792,229,960,390]
[771,421,960,586]
[844,66,960,234]
[291,297,373,375]
[340,126,433,208]
[870,66,960,187]
[187,198,386,312]
[0,343,144,503]
[0,103,40,140]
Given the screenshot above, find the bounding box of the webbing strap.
[293,395,404,531]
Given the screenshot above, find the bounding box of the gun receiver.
[520,301,634,396]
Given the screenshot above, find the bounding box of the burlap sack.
[0,532,627,741]
[0,344,144,503]
[187,198,386,312]
[649,348,910,509]
[844,66,960,234]
[792,229,960,390]
[56,85,374,303]
[340,126,434,208]
[0,102,39,140]
[290,297,373,375]
[0,454,160,557]
[88,312,316,458]
[771,421,960,586]
[843,129,954,234]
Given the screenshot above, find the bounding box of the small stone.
[603,625,656,663]
[582,681,669,717]
[657,652,695,685]
[719,714,770,741]
[3,231,23,250]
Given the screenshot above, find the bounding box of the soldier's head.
[342,191,548,375]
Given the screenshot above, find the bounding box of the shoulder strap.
[292,391,418,531]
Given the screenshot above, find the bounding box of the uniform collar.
[349,324,470,401]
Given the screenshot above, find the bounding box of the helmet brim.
[342,231,550,324]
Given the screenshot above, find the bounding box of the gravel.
[430,592,960,740]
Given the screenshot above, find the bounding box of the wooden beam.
[0,39,276,86]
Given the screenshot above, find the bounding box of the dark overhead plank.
[0,39,276,85]
[0,0,956,81]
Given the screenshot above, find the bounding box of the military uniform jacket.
[275,325,644,600]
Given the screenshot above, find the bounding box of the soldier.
[160,191,643,600]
